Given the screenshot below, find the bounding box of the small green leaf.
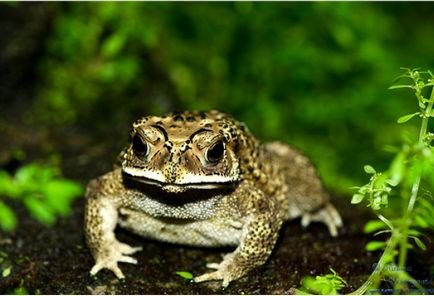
[365,241,386,251]
[363,165,376,174]
[23,196,56,225]
[381,194,388,206]
[397,112,420,123]
[413,237,427,251]
[0,201,17,232]
[351,193,364,204]
[408,229,422,237]
[371,198,381,211]
[101,33,126,58]
[388,85,413,90]
[301,270,346,295]
[414,215,429,228]
[42,179,83,215]
[12,287,28,295]
[363,220,386,233]
[175,271,193,280]
[0,171,20,198]
[2,266,11,277]
[386,179,399,187]
[302,277,335,295]
[389,152,405,185]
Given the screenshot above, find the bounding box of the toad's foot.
[301,203,343,236]
[90,240,142,279]
[194,253,244,288]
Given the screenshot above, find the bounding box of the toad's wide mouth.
[122,171,237,193]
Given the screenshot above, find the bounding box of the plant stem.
[397,86,434,274]
[350,79,434,295]
[350,232,398,295]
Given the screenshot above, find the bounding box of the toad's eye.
[206,140,225,164]
[132,133,149,158]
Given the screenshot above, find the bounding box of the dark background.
[1,2,434,193]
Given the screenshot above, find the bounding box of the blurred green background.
[1,2,434,195]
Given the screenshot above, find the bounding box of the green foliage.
[0,163,83,232]
[9,287,28,295]
[32,3,434,194]
[350,69,434,294]
[351,167,394,210]
[299,268,347,295]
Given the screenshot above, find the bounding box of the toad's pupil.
[206,141,224,163]
[132,134,148,157]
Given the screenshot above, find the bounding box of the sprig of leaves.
[349,68,434,294]
[351,165,395,210]
[0,163,83,231]
[300,268,347,295]
[390,68,434,110]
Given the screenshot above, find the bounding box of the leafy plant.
[0,163,83,232]
[299,268,348,295]
[350,68,434,294]
[296,68,434,295]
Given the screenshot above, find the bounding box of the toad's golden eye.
[206,140,225,164]
[132,133,149,158]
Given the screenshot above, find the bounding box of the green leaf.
[101,33,126,58]
[389,152,405,185]
[371,198,381,211]
[351,193,364,204]
[363,165,376,174]
[23,196,56,225]
[414,215,429,228]
[411,237,427,251]
[365,241,386,251]
[397,112,420,123]
[175,271,193,280]
[42,179,83,215]
[408,229,422,237]
[2,266,11,277]
[381,194,388,206]
[0,171,20,198]
[388,85,413,90]
[302,277,335,294]
[301,271,346,295]
[363,220,386,233]
[385,179,399,187]
[0,201,17,232]
[12,287,28,295]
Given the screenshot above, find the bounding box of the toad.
[84,110,342,287]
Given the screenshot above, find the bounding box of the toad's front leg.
[84,174,142,279]
[194,186,283,287]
